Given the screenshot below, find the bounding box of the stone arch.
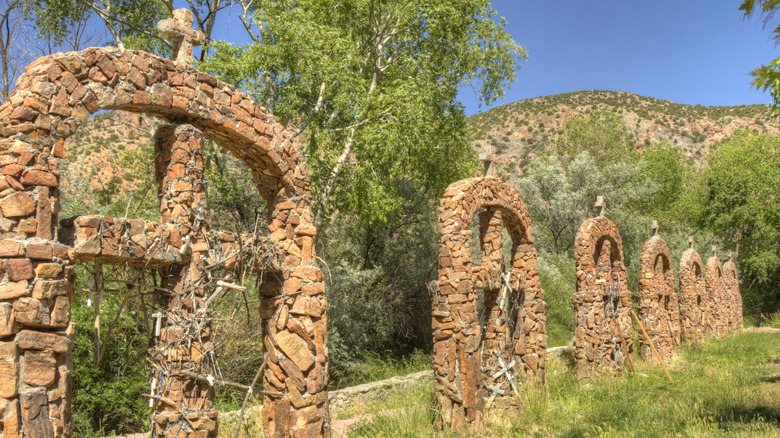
[572,216,632,382]
[434,177,546,433]
[705,253,726,338]
[679,247,705,345]
[637,235,680,362]
[0,47,328,437]
[722,257,742,333]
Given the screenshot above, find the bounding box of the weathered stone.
[35,263,62,278]
[20,170,57,188]
[21,390,54,438]
[32,280,68,300]
[24,350,56,386]
[276,331,315,372]
[0,341,18,398]
[6,258,34,281]
[0,239,25,257]
[0,280,28,299]
[0,192,35,217]
[17,330,68,352]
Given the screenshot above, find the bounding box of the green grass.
[340,332,780,437]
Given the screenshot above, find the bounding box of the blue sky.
[202,1,776,116]
[458,1,778,115]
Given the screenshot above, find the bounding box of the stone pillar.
[705,252,724,339]
[150,124,218,437]
[573,217,632,383]
[259,193,330,438]
[637,236,680,362]
[679,247,705,346]
[0,138,76,437]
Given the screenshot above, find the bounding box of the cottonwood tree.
[202,0,525,228]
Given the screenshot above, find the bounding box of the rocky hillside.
[468,90,779,179]
[61,111,155,205]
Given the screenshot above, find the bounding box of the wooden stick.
[621,336,636,376]
[631,308,674,383]
[174,370,281,397]
[93,263,103,367]
[233,358,268,438]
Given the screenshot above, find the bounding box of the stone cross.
[688,236,694,249]
[728,251,733,261]
[711,245,717,257]
[479,144,495,178]
[594,196,606,217]
[157,9,206,65]
[652,220,659,237]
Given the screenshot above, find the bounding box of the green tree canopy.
[202,0,525,227]
[701,130,780,285]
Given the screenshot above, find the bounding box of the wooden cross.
[594,196,606,217]
[688,236,694,249]
[652,220,659,237]
[157,9,206,65]
[479,144,496,178]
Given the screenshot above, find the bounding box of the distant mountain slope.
[468,90,779,179]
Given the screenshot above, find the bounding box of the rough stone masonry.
[678,238,706,346]
[571,197,632,383]
[433,177,546,434]
[637,222,680,362]
[0,9,330,435]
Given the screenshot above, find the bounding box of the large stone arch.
[637,234,680,362]
[572,215,632,382]
[679,244,705,345]
[722,256,742,333]
[705,250,726,339]
[434,177,546,433]
[0,47,328,437]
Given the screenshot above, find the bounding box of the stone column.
[259,193,330,437]
[0,137,76,437]
[150,124,218,437]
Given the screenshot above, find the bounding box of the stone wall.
[637,233,680,362]
[572,215,632,382]
[0,45,328,437]
[433,177,546,434]
[679,244,705,346]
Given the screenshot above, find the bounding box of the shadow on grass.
[712,404,780,428]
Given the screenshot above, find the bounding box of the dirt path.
[330,408,405,437]
[744,327,780,334]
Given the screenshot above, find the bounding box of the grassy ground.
[341,331,780,437]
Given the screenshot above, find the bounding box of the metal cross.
[479,144,495,178]
[594,196,606,217]
[157,9,206,65]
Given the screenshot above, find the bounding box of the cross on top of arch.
[157,8,205,65]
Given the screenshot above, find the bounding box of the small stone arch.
[0,47,328,437]
[637,233,680,362]
[572,211,632,382]
[679,242,705,345]
[705,249,726,338]
[722,255,742,333]
[433,177,546,433]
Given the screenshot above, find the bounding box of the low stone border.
[104,347,575,438]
